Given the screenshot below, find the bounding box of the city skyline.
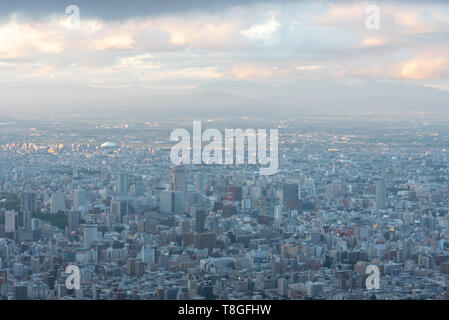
[1,0,449,304]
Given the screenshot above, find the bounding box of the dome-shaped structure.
[100,142,117,148]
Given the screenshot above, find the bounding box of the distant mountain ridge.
[1,79,448,118]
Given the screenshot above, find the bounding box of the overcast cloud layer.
[1,0,449,114]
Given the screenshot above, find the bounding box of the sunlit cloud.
[232,65,275,79]
[355,51,449,80]
[144,66,223,80]
[241,17,281,43]
[0,1,448,87]
[400,54,449,80]
[89,34,135,51]
[361,37,389,47]
[295,65,322,71]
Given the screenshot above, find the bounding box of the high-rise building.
[160,191,184,214]
[225,186,242,202]
[141,245,156,264]
[51,193,66,213]
[83,224,98,247]
[110,199,128,220]
[67,210,80,232]
[5,210,17,233]
[375,180,386,210]
[182,232,216,251]
[402,239,412,262]
[21,192,36,213]
[278,277,288,297]
[23,212,32,231]
[117,172,129,198]
[13,285,28,300]
[127,258,145,277]
[281,183,299,205]
[258,197,276,217]
[72,189,86,210]
[170,167,187,192]
[31,257,40,274]
[183,192,201,214]
[194,172,204,194]
[127,258,136,276]
[191,206,206,233]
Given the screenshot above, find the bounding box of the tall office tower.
[160,191,172,214]
[83,224,98,247]
[5,210,17,232]
[141,245,156,264]
[375,180,386,210]
[278,277,288,297]
[127,258,136,276]
[183,192,201,214]
[194,172,204,193]
[117,172,129,198]
[67,210,80,232]
[126,259,144,277]
[402,239,412,262]
[31,257,40,274]
[250,186,262,203]
[72,189,86,210]
[21,192,36,214]
[13,285,28,300]
[160,191,184,214]
[23,212,32,231]
[170,166,187,192]
[188,278,198,298]
[50,193,66,213]
[258,197,275,217]
[110,199,128,220]
[225,186,242,202]
[190,206,206,233]
[110,199,120,219]
[281,183,299,204]
[274,205,283,227]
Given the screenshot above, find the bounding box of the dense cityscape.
[1,0,449,306]
[1,115,449,300]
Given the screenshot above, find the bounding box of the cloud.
[0,18,65,58]
[116,53,158,69]
[241,17,281,43]
[317,3,366,24]
[355,51,449,80]
[0,1,449,88]
[232,65,275,79]
[142,66,223,80]
[157,18,241,49]
[89,34,135,51]
[361,37,389,47]
[295,65,322,71]
[400,54,449,79]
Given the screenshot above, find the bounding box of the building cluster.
[1,122,449,300]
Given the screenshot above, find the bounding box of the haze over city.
[0,0,449,304]
[1,0,449,117]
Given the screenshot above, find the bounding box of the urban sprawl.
[0,116,448,300]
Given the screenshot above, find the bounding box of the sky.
[1,0,449,98]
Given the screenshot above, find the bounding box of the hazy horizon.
[1,0,449,117]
